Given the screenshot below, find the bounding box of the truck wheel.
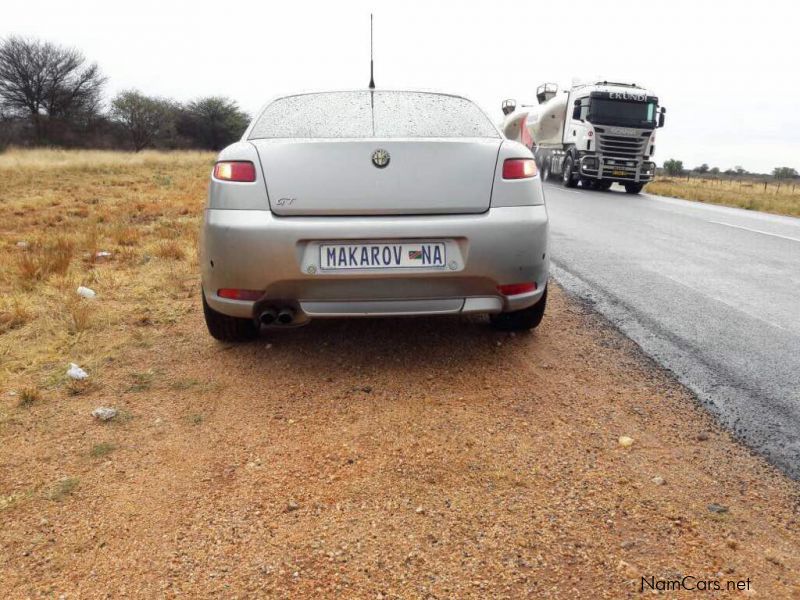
[624,183,644,194]
[490,287,548,331]
[202,290,258,342]
[562,156,577,188]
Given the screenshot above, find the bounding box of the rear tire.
[562,156,578,188]
[202,290,258,342]
[624,182,644,194]
[490,287,548,332]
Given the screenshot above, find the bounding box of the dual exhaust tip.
[259,307,294,326]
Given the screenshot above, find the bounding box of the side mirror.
[501,99,516,116]
[658,107,666,128]
[572,105,581,120]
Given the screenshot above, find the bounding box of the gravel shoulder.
[2,284,799,598]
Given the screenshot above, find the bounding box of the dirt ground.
[2,284,799,598]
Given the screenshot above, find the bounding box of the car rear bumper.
[201,206,549,320]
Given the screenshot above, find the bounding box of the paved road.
[545,182,800,478]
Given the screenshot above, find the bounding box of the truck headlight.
[583,157,598,169]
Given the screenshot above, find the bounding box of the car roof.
[270,89,476,102]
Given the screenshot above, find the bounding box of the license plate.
[320,242,447,270]
[612,170,626,176]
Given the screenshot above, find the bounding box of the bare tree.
[110,90,175,151]
[0,36,105,142]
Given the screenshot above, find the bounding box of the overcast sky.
[3,0,798,172]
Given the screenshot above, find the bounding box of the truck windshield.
[589,99,656,128]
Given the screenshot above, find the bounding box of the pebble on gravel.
[286,500,300,512]
[651,476,666,486]
[707,503,729,514]
[697,432,711,441]
[617,559,638,579]
[92,407,118,422]
[618,436,635,448]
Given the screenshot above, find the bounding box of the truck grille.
[597,134,646,159]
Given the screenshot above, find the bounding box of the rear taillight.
[502,158,537,179]
[218,288,263,301]
[498,282,537,296]
[213,161,256,182]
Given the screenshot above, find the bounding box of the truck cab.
[502,81,666,194]
[565,82,663,191]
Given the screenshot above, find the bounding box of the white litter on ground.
[76,286,96,299]
[95,251,112,259]
[67,363,89,380]
[618,436,635,448]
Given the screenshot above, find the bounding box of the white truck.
[500,81,666,194]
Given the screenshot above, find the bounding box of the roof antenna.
[368,14,375,90]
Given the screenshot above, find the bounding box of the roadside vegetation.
[653,159,800,216]
[0,148,212,392]
[0,36,248,152]
[647,176,800,217]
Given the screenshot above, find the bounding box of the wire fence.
[655,174,799,196]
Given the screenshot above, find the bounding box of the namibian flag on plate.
[408,250,422,260]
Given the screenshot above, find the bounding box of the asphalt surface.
[545,181,800,478]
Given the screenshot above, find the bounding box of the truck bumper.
[579,155,655,183]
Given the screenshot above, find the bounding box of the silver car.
[200,90,549,341]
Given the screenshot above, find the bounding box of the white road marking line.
[706,220,800,243]
[544,184,582,194]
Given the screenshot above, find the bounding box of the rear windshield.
[248,91,499,139]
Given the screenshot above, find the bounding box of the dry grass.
[0,148,214,391]
[89,442,116,458]
[16,386,41,408]
[647,176,800,217]
[0,147,212,171]
[47,476,79,501]
[0,297,33,333]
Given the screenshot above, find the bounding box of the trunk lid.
[251,139,501,216]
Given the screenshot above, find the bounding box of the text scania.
[641,576,752,592]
